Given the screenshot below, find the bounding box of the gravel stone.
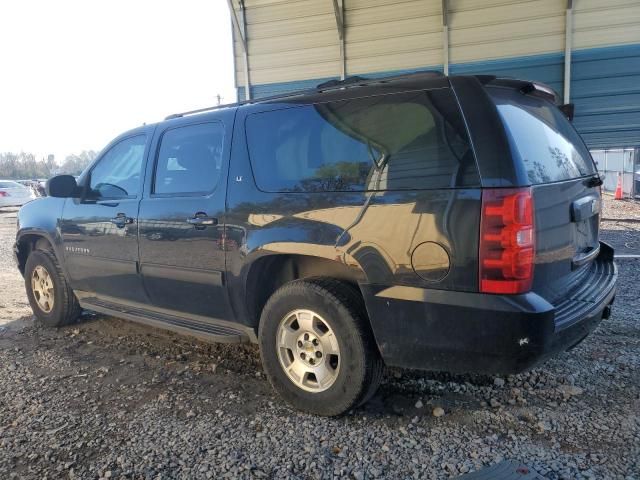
[432,407,445,418]
[557,385,584,397]
[0,199,638,479]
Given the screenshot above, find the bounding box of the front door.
[137,116,233,320]
[61,130,150,304]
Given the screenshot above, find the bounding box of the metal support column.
[332,0,346,80]
[442,0,449,75]
[227,0,251,100]
[564,0,573,103]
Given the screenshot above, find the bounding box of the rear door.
[137,112,234,321]
[488,87,601,304]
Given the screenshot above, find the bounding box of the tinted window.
[246,90,477,192]
[89,135,146,199]
[489,87,596,184]
[154,122,224,195]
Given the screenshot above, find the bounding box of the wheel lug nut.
[309,358,315,365]
[315,351,322,358]
[312,339,319,346]
[300,353,305,359]
[304,333,309,341]
[297,340,303,347]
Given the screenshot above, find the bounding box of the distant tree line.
[58,151,99,176]
[0,150,98,179]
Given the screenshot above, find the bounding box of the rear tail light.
[479,187,535,294]
[0,191,8,197]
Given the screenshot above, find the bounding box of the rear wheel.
[24,249,81,327]
[259,278,384,416]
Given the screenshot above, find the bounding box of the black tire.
[259,278,384,416]
[24,249,81,327]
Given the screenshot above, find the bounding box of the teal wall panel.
[571,44,640,148]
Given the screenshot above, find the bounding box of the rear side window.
[245,89,478,192]
[489,87,596,184]
[154,122,224,195]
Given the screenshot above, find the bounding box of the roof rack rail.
[316,75,369,89]
[164,70,446,120]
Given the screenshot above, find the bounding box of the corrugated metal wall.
[344,0,442,75]
[233,0,339,88]
[231,0,640,148]
[448,0,565,63]
[448,0,567,94]
[571,0,640,148]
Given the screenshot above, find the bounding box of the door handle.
[110,213,133,228]
[187,212,218,228]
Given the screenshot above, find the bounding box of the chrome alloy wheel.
[276,309,341,392]
[31,265,55,313]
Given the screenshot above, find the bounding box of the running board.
[80,297,252,344]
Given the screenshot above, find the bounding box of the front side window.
[89,135,146,199]
[154,122,225,195]
[245,89,477,192]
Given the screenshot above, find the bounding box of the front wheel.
[259,278,384,416]
[24,249,81,327]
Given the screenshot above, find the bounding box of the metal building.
[227,0,640,192]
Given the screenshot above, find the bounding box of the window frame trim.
[150,120,226,198]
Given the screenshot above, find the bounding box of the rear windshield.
[489,87,596,184]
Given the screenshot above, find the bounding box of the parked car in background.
[14,72,617,416]
[38,180,47,196]
[0,180,36,208]
[16,180,45,198]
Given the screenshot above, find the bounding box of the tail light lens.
[479,187,535,294]
[0,191,8,197]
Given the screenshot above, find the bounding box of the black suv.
[15,73,616,416]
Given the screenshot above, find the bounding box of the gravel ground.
[601,194,640,221]
[0,204,639,480]
[601,196,640,257]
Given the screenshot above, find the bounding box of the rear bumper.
[361,242,617,374]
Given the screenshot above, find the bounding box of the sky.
[0,0,237,162]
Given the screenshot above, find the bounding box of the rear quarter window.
[489,87,596,184]
[245,89,478,192]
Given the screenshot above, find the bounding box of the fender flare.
[15,227,69,278]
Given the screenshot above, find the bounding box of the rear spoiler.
[475,75,575,121]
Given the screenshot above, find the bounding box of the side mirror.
[46,175,80,198]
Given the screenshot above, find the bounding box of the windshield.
[489,87,597,184]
